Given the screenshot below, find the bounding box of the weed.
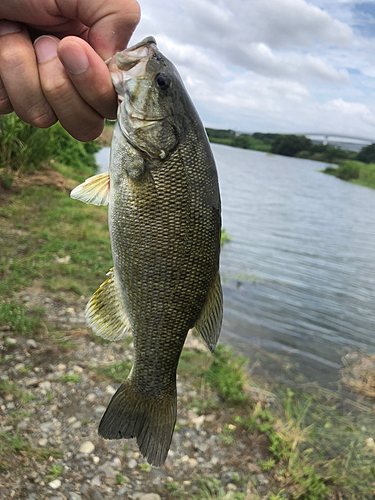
[46,464,63,481]
[0,302,43,335]
[259,458,276,471]
[35,448,64,461]
[116,472,127,485]
[139,462,152,472]
[218,423,236,445]
[205,345,248,405]
[58,373,81,384]
[98,359,132,382]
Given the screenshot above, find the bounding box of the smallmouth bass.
[71,37,222,466]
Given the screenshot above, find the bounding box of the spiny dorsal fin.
[85,268,131,341]
[70,171,110,206]
[195,272,223,353]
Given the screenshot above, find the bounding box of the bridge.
[299,133,374,147]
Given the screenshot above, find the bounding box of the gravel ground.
[0,290,274,500]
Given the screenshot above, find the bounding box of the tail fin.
[98,380,177,467]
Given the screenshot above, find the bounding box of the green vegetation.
[205,128,362,166]
[206,128,271,152]
[0,113,99,187]
[323,160,375,188]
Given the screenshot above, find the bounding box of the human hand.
[0,0,140,141]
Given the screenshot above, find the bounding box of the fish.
[70,36,222,466]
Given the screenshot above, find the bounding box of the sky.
[131,0,375,138]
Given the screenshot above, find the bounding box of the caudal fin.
[98,380,177,467]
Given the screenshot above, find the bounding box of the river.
[95,144,375,385]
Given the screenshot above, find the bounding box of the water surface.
[96,145,375,383]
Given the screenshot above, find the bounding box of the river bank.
[1,117,375,498]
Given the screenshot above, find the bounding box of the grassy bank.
[1,116,375,498]
[323,160,375,189]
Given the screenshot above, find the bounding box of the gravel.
[0,290,275,499]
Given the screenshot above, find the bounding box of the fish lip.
[106,36,157,74]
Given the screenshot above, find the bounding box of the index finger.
[56,0,141,59]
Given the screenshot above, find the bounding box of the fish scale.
[70,36,222,466]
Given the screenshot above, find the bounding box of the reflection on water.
[96,144,375,383]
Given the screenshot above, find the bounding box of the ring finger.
[34,35,105,142]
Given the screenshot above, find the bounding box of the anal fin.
[70,171,110,206]
[195,272,223,353]
[85,268,131,341]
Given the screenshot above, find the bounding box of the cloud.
[131,0,375,138]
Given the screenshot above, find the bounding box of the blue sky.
[132,0,375,138]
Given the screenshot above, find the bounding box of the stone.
[227,483,237,491]
[91,475,101,487]
[94,405,106,414]
[93,456,100,464]
[67,416,77,424]
[134,494,161,500]
[5,337,16,345]
[106,385,116,395]
[100,463,117,479]
[87,393,96,402]
[68,493,82,500]
[15,363,25,371]
[40,422,54,433]
[48,479,61,489]
[128,458,137,469]
[39,381,51,391]
[91,490,105,500]
[26,339,37,348]
[79,441,95,454]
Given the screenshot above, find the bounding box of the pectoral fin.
[195,272,223,353]
[70,172,110,206]
[85,269,131,341]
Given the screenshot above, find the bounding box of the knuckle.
[71,121,104,142]
[42,77,71,102]
[0,46,26,72]
[29,110,57,129]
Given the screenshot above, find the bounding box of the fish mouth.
[107,36,157,82]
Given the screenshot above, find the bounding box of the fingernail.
[59,42,89,75]
[0,20,22,36]
[34,36,58,63]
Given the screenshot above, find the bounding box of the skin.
[0,0,140,141]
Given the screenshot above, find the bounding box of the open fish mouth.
[107,36,157,84]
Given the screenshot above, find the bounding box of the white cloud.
[131,0,375,138]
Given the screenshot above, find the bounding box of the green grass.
[0,113,99,179]
[46,464,64,481]
[323,160,375,189]
[97,359,132,382]
[0,302,44,335]
[58,373,81,384]
[0,186,112,299]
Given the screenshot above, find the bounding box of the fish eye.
[155,73,171,91]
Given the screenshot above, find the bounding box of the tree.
[357,143,375,164]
